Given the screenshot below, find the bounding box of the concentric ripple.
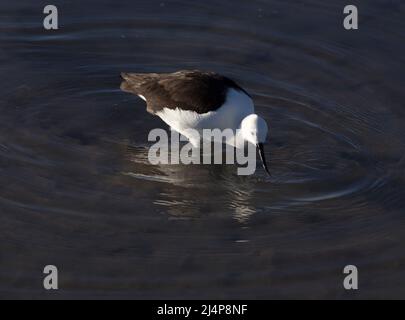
[1,0,405,299]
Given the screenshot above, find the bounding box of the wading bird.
[120,70,270,175]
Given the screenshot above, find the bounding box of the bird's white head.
[240,114,271,176]
[241,114,268,145]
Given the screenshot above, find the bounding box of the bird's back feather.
[120,70,250,115]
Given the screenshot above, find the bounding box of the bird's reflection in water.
[124,142,257,222]
[225,187,257,224]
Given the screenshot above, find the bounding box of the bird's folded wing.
[120,70,248,115]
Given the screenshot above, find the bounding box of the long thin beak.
[257,143,271,176]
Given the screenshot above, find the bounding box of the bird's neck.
[225,128,245,149]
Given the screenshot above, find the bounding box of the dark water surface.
[1,0,405,299]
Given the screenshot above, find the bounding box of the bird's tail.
[120,72,157,94]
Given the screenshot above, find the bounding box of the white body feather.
[155,89,254,146]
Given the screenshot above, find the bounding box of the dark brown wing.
[120,70,249,114]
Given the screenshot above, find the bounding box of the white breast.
[156,89,254,138]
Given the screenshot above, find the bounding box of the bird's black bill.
[257,143,271,176]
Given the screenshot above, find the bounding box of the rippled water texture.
[1,0,405,299]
